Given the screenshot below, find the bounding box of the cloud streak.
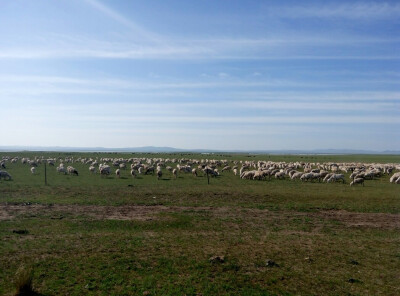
[83,0,164,44]
[274,2,400,19]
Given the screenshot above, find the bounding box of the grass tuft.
[14,265,34,296]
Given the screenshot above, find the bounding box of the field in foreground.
[0,152,399,295]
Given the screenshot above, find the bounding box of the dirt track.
[1,203,399,230]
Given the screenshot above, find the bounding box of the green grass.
[1,152,399,295]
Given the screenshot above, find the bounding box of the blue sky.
[1,0,399,150]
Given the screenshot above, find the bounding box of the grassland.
[0,152,399,295]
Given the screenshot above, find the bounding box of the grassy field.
[1,152,399,295]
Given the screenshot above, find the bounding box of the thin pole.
[44,162,47,185]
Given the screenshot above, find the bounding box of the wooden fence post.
[44,162,47,185]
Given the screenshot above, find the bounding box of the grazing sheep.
[239,166,248,176]
[192,168,198,177]
[350,178,364,186]
[178,165,192,173]
[275,171,285,179]
[29,161,38,167]
[203,167,219,177]
[115,169,121,178]
[145,167,155,175]
[221,166,231,172]
[241,170,256,180]
[310,172,323,182]
[0,170,12,180]
[300,173,313,182]
[157,169,162,180]
[350,172,358,180]
[30,167,36,174]
[327,174,345,183]
[130,169,136,178]
[233,168,238,176]
[100,165,111,176]
[389,172,400,183]
[291,172,303,180]
[319,171,329,178]
[57,166,67,174]
[253,170,267,180]
[172,169,177,179]
[67,166,79,176]
[89,166,97,174]
[323,173,334,182]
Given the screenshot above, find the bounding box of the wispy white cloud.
[274,2,400,19]
[5,99,397,115]
[0,75,320,91]
[8,112,400,125]
[83,0,164,44]
[0,32,398,60]
[218,72,229,78]
[1,50,398,61]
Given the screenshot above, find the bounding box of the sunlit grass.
[0,152,399,295]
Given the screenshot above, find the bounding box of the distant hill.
[0,146,399,155]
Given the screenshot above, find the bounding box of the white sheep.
[323,173,334,182]
[300,173,313,182]
[115,169,121,178]
[275,171,285,179]
[350,178,364,186]
[291,172,303,180]
[30,167,36,174]
[100,165,111,176]
[241,170,256,180]
[389,172,400,183]
[67,166,79,176]
[327,174,345,183]
[57,166,67,174]
[253,170,267,180]
[221,166,231,172]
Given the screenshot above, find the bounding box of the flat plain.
[1,152,399,295]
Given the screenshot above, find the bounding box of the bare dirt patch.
[1,203,399,229]
[0,203,213,221]
[316,210,400,229]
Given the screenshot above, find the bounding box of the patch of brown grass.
[13,265,34,296]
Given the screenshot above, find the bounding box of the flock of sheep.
[0,155,400,186]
